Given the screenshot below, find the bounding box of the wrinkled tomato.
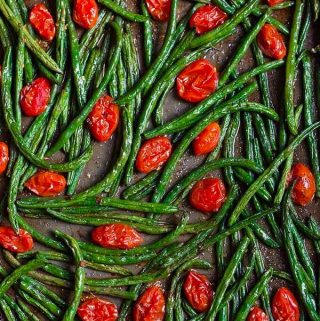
[257,24,287,60]
[176,59,219,103]
[189,178,226,213]
[145,0,171,21]
[78,297,118,321]
[0,227,33,253]
[0,142,9,175]
[266,0,285,6]
[29,3,56,41]
[92,224,143,250]
[25,171,66,197]
[87,95,119,142]
[73,0,99,29]
[272,288,300,321]
[189,5,228,35]
[287,163,316,206]
[136,136,172,173]
[133,286,165,321]
[193,122,221,156]
[247,307,269,321]
[20,77,51,117]
[183,270,213,312]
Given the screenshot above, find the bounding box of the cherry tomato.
[91,224,143,250]
[287,163,316,206]
[20,77,51,117]
[266,0,285,6]
[133,286,165,321]
[0,142,9,175]
[189,5,228,35]
[145,0,171,21]
[78,297,118,321]
[0,227,33,253]
[193,122,221,156]
[257,24,287,60]
[73,0,99,29]
[272,287,300,321]
[247,307,269,321]
[183,270,213,312]
[189,178,226,213]
[136,136,172,173]
[29,3,56,41]
[87,95,119,142]
[25,171,66,197]
[176,59,219,103]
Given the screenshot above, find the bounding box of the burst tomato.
[73,0,99,29]
[133,286,165,321]
[145,0,171,21]
[257,24,287,60]
[266,0,285,6]
[0,142,9,175]
[193,122,220,156]
[0,227,33,253]
[247,307,269,321]
[272,288,300,321]
[176,59,219,103]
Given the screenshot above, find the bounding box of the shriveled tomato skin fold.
[73,0,99,29]
[0,142,9,174]
[0,227,33,253]
[247,307,270,321]
[266,0,285,6]
[145,0,171,21]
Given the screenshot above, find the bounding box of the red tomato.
[183,270,213,312]
[29,3,56,41]
[189,178,226,213]
[145,0,171,21]
[25,171,66,197]
[78,297,118,321]
[176,59,219,103]
[247,307,269,321]
[257,24,287,60]
[92,224,143,250]
[73,0,99,29]
[20,77,51,117]
[133,286,165,321]
[136,136,172,173]
[0,142,9,175]
[193,122,221,156]
[272,288,300,321]
[87,95,119,142]
[266,0,285,6]
[0,227,33,253]
[189,5,228,35]
[287,163,316,206]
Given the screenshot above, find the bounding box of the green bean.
[141,0,153,66]
[17,299,41,321]
[273,270,294,282]
[4,294,29,321]
[0,17,11,48]
[0,298,16,321]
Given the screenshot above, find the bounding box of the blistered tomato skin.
[257,24,287,60]
[29,3,56,41]
[189,5,228,35]
[20,77,51,117]
[183,270,213,312]
[272,288,300,321]
[189,178,226,213]
[145,0,171,21]
[176,59,219,103]
[87,95,120,142]
[73,0,99,29]
[247,307,269,321]
[288,163,316,206]
[0,227,33,253]
[136,136,172,173]
[77,297,118,321]
[193,122,221,156]
[25,171,67,197]
[0,142,9,175]
[133,286,165,321]
[266,0,285,6]
[92,224,144,250]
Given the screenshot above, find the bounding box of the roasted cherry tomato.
[25,171,66,197]
[189,5,228,35]
[92,224,143,250]
[183,270,213,312]
[257,24,287,60]
[73,0,99,29]
[145,0,171,21]
[0,142,9,175]
[272,287,300,321]
[29,3,56,41]
[247,307,269,321]
[133,286,165,321]
[20,77,51,117]
[78,297,118,321]
[266,0,285,6]
[136,136,172,173]
[193,122,220,156]
[189,178,226,213]
[87,95,119,142]
[287,163,316,206]
[176,59,219,103]
[0,227,33,253]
